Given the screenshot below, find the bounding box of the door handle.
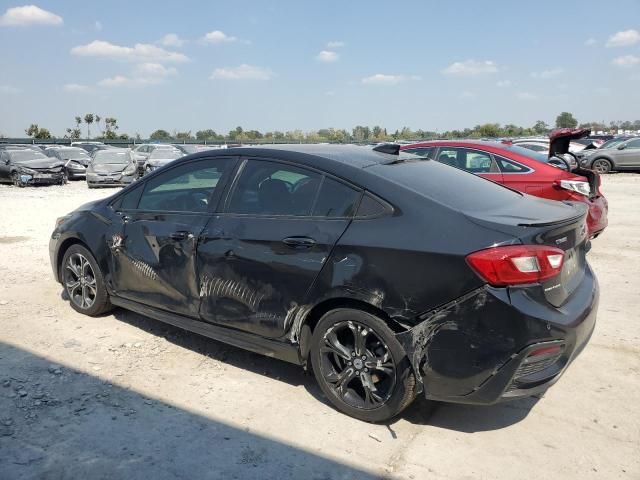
[282,236,316,248]
[170,231,192,240]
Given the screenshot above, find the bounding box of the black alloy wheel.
[311,309,416,422]
[61,244,112,316]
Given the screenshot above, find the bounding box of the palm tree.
[94,114,101,137]
[84,113,94,139]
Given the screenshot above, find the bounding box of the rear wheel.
[61,244,112,316]
[592,158,612,174]
[310,308,416,422]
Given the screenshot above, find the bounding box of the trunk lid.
[466,196,589,307]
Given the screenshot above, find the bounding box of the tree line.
[14,112,640,142]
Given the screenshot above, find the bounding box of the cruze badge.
[555,236,567,245]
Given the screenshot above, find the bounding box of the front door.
[616,139,640,168]
[197,158,362,338]
[110,157,235,317]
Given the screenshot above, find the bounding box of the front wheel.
[12,172,24,188]
[310,308,416,422]
[61,244,112,316]
[591,158,612,174]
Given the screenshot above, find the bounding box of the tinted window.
[436,148,494,173]
[228,160,321,216]
[356,193,389,218]
[313,178,360,217]
[137,159,231,212]
[495,155,529,172]
[625,139,640,149]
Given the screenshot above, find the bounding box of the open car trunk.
[548,128,600,199]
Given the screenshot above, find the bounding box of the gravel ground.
[0,176,638,479]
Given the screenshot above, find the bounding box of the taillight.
[556,179,591,197]
[466,245,565,286]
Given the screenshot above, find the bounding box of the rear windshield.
[369,159,521,213]
[93,151,131,164]
[502,144,549,163]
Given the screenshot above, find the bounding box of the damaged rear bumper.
[396,266,598,405]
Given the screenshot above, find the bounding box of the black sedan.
[49,145,598,422]
[0,149,68,186]
[45,147,92,179]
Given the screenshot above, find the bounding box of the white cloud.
[516,92,538,101]
[612,55,640,67]
[316,50,339,62]
[210,64,273,80]
[98,63,177,88]
[584,38,597,46]
[94,21,102,31]
[160,33,184,48]
[0,84,21,94]
[71,40,189,63]
[531,68,564,79]
[327,40,345,48]
[0,5,62,27]
[442,60,498,76]
[202,30,237,44]
[496,80,512,87]
[63,83,91,93]
[606,29,640,47]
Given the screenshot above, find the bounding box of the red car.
[402,131,608,237]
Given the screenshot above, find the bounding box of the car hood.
[88,163,127,174]
[548,128,591,157]
[14,159,65,169]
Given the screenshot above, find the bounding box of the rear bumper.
[396,265,598,405]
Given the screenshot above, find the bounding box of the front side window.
[227,160,322,216]
[137,159,232,212]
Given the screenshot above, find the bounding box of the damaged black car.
[49,145,598,422]
[0,148,68,186]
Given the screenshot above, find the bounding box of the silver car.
[580,137,640,173]
[86,149,138,188]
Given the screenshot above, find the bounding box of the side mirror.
[617,144,626,150]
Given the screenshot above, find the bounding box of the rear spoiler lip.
[516,209,586,228]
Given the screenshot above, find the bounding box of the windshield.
[503,144,549,163]
[149,149,182,160]
[58,149,90,160]
[8,150,49,162]
[93,151,131,164]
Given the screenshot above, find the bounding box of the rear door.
[197,157,362,338]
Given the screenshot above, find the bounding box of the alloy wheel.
[592,159,611,174]
[64,253,97,309]
[319,320,397,410]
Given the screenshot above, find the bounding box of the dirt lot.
[0,175,639,479]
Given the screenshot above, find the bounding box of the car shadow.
[90,302,539,432]
[0,341,382,479]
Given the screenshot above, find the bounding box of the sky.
[0,0,639,137]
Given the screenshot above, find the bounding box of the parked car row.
[50,142,600,422]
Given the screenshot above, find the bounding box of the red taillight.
[527,345,563,358]
[466,245,565,286]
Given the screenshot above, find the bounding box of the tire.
[61,244,112,316]
[310,308,416,422]
[59,170,68,185]
[12,172,24,188]
[591,158,612,174]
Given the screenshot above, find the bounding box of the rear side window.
[356,193,389,218]
[313,178,360,218]
[436,148,495,173]
[228,160,321,216]
[495,155,530,173]
[625,139,640,149]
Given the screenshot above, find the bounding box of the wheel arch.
[56,236,92,283]
[296,296,409,366]
[591,155,615,168]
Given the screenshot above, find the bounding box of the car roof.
[182,144,399,171]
